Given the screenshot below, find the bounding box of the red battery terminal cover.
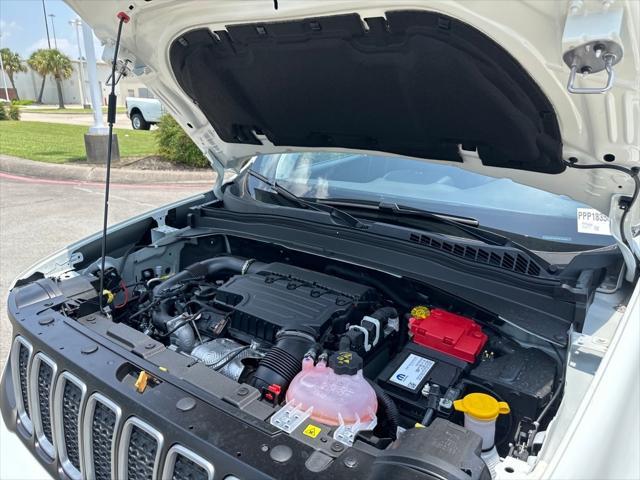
[409,307,487,363]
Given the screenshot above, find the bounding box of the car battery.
[377,342,466,422]
[409,307,487,363]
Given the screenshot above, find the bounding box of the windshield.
[249,152,614,248]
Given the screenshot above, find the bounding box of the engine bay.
[48,234,566,477]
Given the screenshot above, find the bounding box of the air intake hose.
[251,330,316,394]
[152,256,266,298]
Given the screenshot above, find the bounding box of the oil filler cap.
[328,350,363,375]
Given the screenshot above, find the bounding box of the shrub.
[0,104,6,121]
[8,104,20,120]
[155,114,209,168]
[11,99,34,106]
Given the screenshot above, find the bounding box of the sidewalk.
[20,111,133,129]
[0,154,216,185]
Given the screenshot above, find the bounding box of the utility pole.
[70,18,88,107]
[48,14,58,49]
[41,0,51,49]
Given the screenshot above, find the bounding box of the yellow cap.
[102,289,114,304]
[411,305,431,320]
[454,393,510,420]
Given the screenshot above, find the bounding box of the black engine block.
[214,263,378,343]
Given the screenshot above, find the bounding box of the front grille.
[93,403,117,479]
[53,372,87,480]
[163,445,215,480]
[62,381,82,469]
[83,393,122,480]
[118,417,163,480]
[19,345,30,417]
[173,454,208,480]
[128,425,158,479]
[10,336,33,435]
[9,341,216,480]
[38,363,54,442]
[29,352,57,459]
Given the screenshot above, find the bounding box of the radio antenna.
[99,11,130,312]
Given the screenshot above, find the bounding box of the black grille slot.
[37,362,53,443]
[172,454,209,480]
[515,255,529,273]
[92,402,116,480]
[127,425,158,480]
[18,344,30,417]
[527,262,541,276]
[62,381,82,470]
[406,231,547,278]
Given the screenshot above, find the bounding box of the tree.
[44,50,73,109]
[27,49,48,104]
[28,49,73,108]
[0,48,27,100]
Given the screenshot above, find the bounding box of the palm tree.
[28,49,73,108]
[1,48,27,100]
[43,50,73,109]
[27,49,48,104]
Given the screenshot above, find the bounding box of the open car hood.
[67,2,639,232]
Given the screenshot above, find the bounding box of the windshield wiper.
[318,198,534,252]
[247,170,367,229]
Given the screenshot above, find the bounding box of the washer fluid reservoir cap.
[454,392,510,421]
[328,350,363,375]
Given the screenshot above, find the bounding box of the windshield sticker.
[577,208,611,236]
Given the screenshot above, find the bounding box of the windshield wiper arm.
[377,202,505,246]
[319,198,532,251]
[247,170,367,229]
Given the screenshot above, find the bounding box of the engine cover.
[214,263,378,343]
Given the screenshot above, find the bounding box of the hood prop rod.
[98,11,130,313]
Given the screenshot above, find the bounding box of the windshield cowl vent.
[408,232,543,277]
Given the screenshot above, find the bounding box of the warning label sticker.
[389,354,434,391]
[577,208,611,236]
[303,424,322,438]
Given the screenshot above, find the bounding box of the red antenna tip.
[117,11,131,23]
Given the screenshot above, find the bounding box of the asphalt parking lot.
[0,173,210,370]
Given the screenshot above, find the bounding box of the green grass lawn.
[0,121,156,163]
[20,106,127,114]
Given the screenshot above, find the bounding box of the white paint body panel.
[65,0,640,215]
[125,96,163,123]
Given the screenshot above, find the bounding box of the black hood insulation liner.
[170,11,564,174]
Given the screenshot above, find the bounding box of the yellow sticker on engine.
[303,424,322,438]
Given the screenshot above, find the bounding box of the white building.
[10,59,152,106]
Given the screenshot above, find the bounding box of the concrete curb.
[0,154,216,184]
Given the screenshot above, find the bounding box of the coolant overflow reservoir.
[282,355,378,444]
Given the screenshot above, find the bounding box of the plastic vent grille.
[92,402,116,480]
[162,445,214,480]
[62,381,82,470]
[37,362,53,443]
[408,233,544,276]
[172,454,209,480]
[127,425,158,480]
[18,344,30,417]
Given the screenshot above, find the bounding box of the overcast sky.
[0,0,104,61]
